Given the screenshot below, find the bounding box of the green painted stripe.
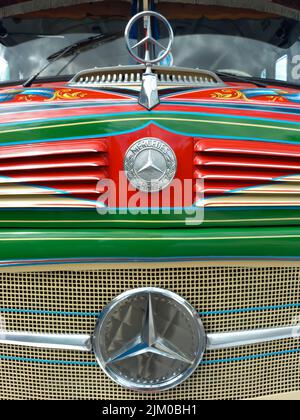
[0,207,299,229]
[0,227,298,260]
[0,113,299,145]
[0,111,299,133]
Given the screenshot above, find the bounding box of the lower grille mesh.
[1,263,300,400]
[1,339,300,400]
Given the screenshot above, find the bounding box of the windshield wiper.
[216,71,268,88]
[23,32,122,87]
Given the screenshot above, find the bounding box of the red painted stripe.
[0,139,107,159]
[203,201,300,207]
[194,138,300,157]
[193,168,285,181]
[160,104,300,123]
[0,169,107,183]
[195,183,300,194]
[0,104,143,124]
[195,154,300,171]
[194,181,267,194]
[0,102,300,124]
[0,155,108,171]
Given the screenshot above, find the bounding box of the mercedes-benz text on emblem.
[92,288,206,392]
[124,138,177,193]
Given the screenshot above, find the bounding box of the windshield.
[0,14,130,82]
[170,15,300,83]
[1,1,300,85]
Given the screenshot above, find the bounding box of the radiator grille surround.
[0,262,300,400]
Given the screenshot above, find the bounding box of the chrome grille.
[70,66,224,88]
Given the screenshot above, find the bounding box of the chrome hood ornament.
[125,11,174,110]
[92,288,206,392]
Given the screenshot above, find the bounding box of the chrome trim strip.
[69,65,224,88]
[0,326,297,353]
[207,326,298,350]
[0,332,92,352]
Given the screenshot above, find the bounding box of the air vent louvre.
[0,139,108,208]
[194,138,300,207]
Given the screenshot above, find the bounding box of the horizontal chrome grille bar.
[206,326,298,350]
[1,326,297,353]
[0,332,92,352]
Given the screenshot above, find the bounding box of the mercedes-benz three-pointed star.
[137,150,164,178]
[106,294,193,366]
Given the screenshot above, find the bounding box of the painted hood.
[0,82,300,228]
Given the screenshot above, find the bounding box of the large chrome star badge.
[92,288,206,392]
[124,138,177,192]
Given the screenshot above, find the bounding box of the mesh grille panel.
[1,339,300,400]
[1,265,300,334]
[1,263,300,399]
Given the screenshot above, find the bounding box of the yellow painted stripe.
[0,219,187,223]
[207,218,300,223]
[0,116,299,136]
[0,235,299,241]
[2,218,300,223]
